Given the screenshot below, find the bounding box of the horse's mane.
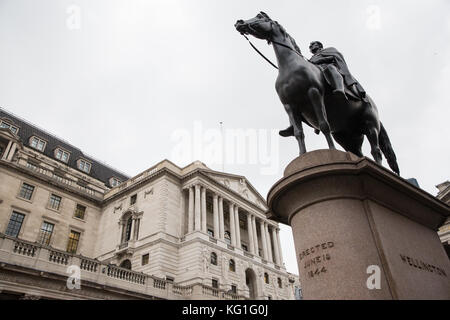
[273,21,304,58]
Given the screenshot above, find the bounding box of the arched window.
[210,252,217,265]
[264,272,269,284]
[278,277,282,288]
[229,259,235,272]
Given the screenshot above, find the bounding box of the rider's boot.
[279,126,294,137]
[328,67,348,101]
[279,125,320,136]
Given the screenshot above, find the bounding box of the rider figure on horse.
[279,41,368,137]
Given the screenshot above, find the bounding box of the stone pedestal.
[267,150,450,300]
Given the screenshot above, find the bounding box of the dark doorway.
[120,259,132,270]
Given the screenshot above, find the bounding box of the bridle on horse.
[241,19,304,70]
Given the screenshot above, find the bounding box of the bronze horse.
[235,12,399,175]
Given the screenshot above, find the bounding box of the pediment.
[0,127,20,141]
[204,171,268,211]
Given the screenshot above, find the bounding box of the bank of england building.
[0,108,300,300]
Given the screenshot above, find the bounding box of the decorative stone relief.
[144,188,153,198]
[113,204,122,213]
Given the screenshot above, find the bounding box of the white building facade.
[0,108,300,300]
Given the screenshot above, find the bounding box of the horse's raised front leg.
[308,87,336,150]
[284,104,306,155]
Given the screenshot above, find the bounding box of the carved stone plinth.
[267,149,450,299]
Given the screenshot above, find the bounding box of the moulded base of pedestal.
[267,149,450,300]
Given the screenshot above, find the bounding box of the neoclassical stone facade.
[0,108,300,300]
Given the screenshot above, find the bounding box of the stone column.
[117,221,124,245]
[252,215,259,256]
[6,142,17,161]
[213,194,219,239]
[265,223,273,262]
[218,197,224,240]
[247,213,255,254]
[229,204,236,246]
[188,187,194,233]
[201,187,207,233]
[194,185,201,231]
[130,217,136,241]
[1,140,12,160]
[260,220,268,260]
[276,228,284,266]
[234,206,241,249]
[271,226,281,265]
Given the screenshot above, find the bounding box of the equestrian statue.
[235,12,400,175]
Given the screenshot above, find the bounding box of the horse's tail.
[379,122,400,175]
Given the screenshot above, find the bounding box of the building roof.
[0,107,129,186]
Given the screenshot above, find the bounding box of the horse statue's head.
[235,12,302,54]
[235,12,275,42]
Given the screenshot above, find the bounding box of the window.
[231,285,237,294]
[55,148,70,163]
[264,272,269,284]
[207,229,214,237]
[278,278,283,288]
[0,120,19,134]
[110,177,121,187]
[67,230,80,254]
[210,252,217,265]
[130,194,137,205]
[142,253,149,266]
[122,216,132,243]
[5,211,25,237]
[74,204,86,220]
[229,259,235,272]
[49,194,62,210]
[224,231,231,245]
[212,279,219,289]
[18,182,35,200]
[77,159,91,174]
[38,221,54,245]
[242,244,248,252]
[29,136,46,151]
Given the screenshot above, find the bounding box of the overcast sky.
[1,0,449,275]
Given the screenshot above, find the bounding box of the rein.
[241,21,304,71]
[242,34,279,70]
